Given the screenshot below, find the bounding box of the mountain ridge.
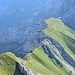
[0,18,75,75]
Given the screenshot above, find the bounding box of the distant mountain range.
[0,0,75,31]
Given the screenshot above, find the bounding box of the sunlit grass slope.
[23,47,72,75]
[43,18,75,58]
[0,47,73,75]
[0,52,23,75]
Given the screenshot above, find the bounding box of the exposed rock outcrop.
[0,21,47,58]
[42,37,75,75]
[43,37,75,68]
[18,62,34,75]
[43,44,63,67]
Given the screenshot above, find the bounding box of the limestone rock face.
[18,63,34,75]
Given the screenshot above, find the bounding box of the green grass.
[0,52,17,75]
[0,48,73,75]
[23,47,72,75]
[43,18,75,58]
[0,52,24,75]
[45,18,75,39]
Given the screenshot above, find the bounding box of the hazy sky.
[0,0,75,32]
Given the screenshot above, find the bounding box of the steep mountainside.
[0,18,75,75]
[0,49,73,75]
[0,21,47,58]
[0,0,75,75]
[0,52,21,75]
[24,47,73,75]
[0,18,75,59]
[0,52,33,75]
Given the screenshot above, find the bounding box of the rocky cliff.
[17,62,34,75]
[0,21,47,58]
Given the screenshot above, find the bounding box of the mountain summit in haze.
[0,0,75,31]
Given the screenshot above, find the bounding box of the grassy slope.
[23,47,72,75]
[0,52,17,75]
[43,18,75,58]
[0,52,24,75]
[0,50,72,75]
